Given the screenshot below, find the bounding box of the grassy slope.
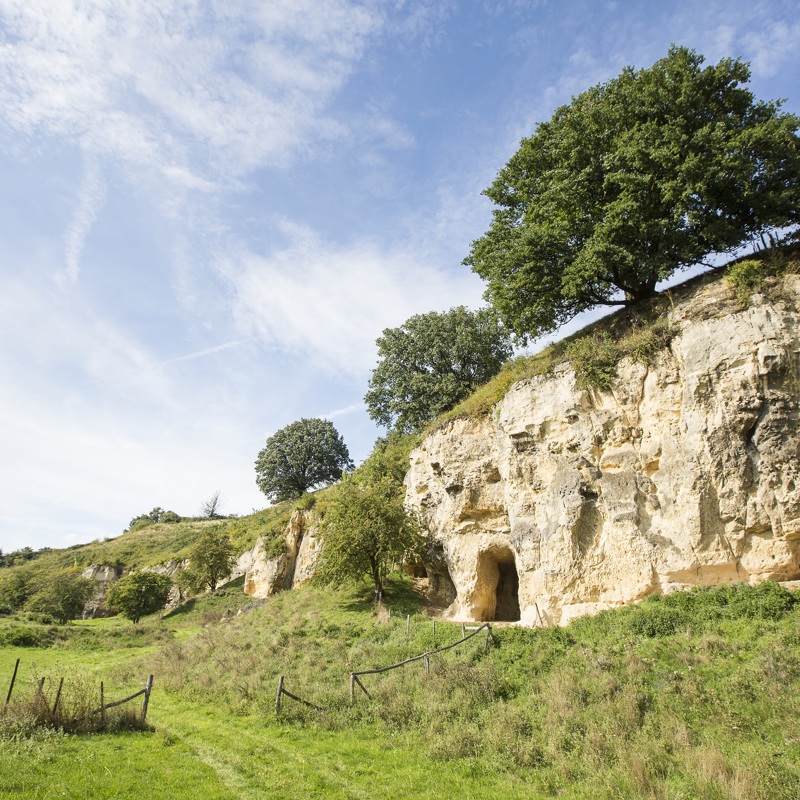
[2,577,800,799]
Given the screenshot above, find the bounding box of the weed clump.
[2,669,152,735]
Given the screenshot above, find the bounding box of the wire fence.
[273,622,495,713]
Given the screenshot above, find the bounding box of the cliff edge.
[405,273,800,626]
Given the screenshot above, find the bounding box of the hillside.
[2,255,800,798]
[2,576,800,798]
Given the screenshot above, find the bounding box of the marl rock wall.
[405,274,800,626]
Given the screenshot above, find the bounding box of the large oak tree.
[465,47,800,340]
[255,417,353,502]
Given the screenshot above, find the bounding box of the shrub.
[565,332,619,390]
[726,258,765,307]
[107,571,173,623]
[621,318,676,364]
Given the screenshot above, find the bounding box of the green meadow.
[2,577,800,799]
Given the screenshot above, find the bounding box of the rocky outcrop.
[143,559,189,607]
[405,274,800,626]
[81,564,123,618]
[243,510,320,598]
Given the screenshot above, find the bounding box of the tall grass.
[127,578,800,798]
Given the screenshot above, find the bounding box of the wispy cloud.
[0,0,383,187]
[59,151,106,284]
[322,402,366,420]
[218,222,485,376]
[159,340,252,366]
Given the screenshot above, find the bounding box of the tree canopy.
[255,417,353,502]
[364,306,514,432]
[23,569,95,624]
[465,46,800,340]
[107,571,173,623]
[181,526,235,592]
[316,471,422,597]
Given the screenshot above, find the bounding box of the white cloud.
[60,151,106,284]
[218,223,486,375]
[0,0,382,186]
[742,17,800,78]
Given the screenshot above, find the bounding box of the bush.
[565,332,619,390]
[726,259,765,307]
[107,571,173,623]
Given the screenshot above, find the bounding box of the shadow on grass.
[162,576,248,620]
[341,575,425,617]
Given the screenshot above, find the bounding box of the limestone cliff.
[405,273,800,626]
[243,510,320,598]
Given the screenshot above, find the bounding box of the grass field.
[2,577,800,799]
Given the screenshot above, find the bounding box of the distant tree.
[107,572,173,623]
[255,418,353,502]
[24,569,95,624]
[364,306,514,432]
[181,526,235,592]
[316,472,422,598]
[465,46,800,340]
[200,491,223,519]
[0,564,35,608]
[128,507,181,531]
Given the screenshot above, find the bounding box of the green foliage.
[22,569,95,624]
[316,472,423,596]
[0,546,41,568]
[255,417,353,502]
[180,526,235,592]
[565,332,619,391]
[432,308,677,422]
[128,507,181,531]
[0,564,37,609]
[107,571,173,623]
[726,258,766,307]
[466,46,800,339]
[365,306,514,432]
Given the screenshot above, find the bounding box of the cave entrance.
[476,547,520,622]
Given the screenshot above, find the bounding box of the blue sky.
[1,0,799,552]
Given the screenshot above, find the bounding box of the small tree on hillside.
[465,46,800,340]
[365,306,514,432]
[107,571,173,623]
[23,569,95,624]
[181,526,235,592]
[200,491,223,519]
[316,472,423,598]
[255,418,353,502]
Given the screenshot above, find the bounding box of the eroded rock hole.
[476,547,520,622]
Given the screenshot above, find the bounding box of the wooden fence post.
[349,673,355,704]
[5,658,20,707]
[275,675,284,714]
[423,653,430,676]
[52,677,64,720]
[100,681,105,726]
[141,675,154,722]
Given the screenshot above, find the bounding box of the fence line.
[3,661,154,725]
[274,675,324,713]
[349,623,495,702]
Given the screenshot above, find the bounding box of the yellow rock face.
[405,275,800,626]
